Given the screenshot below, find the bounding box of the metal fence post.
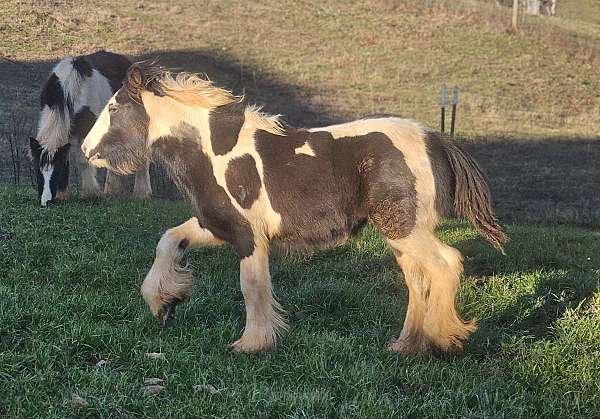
[440,82,447,133]
[450,86,459,137]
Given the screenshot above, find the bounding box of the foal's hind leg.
[387,231,476,355]
[103,171,128,196]
[141,218,223,325]
[230,241,287,354]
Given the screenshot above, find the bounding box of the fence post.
[440,82,447,133]
[450,86,459,137]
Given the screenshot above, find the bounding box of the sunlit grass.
[0,185,598,417]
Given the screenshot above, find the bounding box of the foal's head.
[81,63,237,174]
[80,65,152,175]
[29,137,70,207]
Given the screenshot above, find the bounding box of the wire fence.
[0,113,181,199]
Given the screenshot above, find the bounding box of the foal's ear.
[29,137,42,160]
[127,65,146,93]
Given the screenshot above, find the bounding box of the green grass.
[1,185,598,417]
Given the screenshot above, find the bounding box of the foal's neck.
[144,92,212,153]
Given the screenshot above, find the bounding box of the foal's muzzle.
[81,143,90,157]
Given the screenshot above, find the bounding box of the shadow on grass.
[449,223,599,358]
[461,135,600,227]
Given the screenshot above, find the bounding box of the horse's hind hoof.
[158,302,177,327]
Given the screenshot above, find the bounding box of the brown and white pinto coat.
[81,64,508,355]
[30,50,152,206]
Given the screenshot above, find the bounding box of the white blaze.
[40,164,54,207]
[81,93,115,159]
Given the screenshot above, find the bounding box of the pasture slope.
[0,0,599,417]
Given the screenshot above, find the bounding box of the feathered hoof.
[386,336,433,356]
[229,335,274,354]
[387,322,475,356]
[157,301,178,327]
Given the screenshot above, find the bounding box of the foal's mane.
[130,63,285,135]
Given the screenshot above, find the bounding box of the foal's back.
[256,117,433,249]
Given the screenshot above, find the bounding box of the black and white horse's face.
[81,70,150,175]
[29,137,70,207]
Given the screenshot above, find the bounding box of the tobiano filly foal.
[81,63,508,355]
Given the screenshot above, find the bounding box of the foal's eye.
[108,104,118,114]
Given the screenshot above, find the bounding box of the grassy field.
[1,0,599,136]
[0,0,599,417]
[1,186,598,417]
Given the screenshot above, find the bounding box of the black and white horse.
[82,64,508,355]
[29,50,151,206]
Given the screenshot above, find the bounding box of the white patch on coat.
[142,92,211,150]
[311,117,438,229]
[40,164,54,206]
[53,58,83,100]
[39,58,113,155]
[294,142,315,157]
[210,119,283,239]
[37,106,70,154]
[73,69,113,123]
[36,58,82,152]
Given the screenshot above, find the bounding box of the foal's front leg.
[72,141,101,197]
[231,242,287,354]
[141,217,223,325]
[133,161,152,199]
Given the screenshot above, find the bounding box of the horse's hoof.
[229,337,273,354]
[158,302,177,327]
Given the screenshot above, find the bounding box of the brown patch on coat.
[225,153,261,209]
[151,123,255,258]
[209,102,245,155]
[424,131,455,218]
[256,128,417,249]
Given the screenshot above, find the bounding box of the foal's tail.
[441,138,508,254]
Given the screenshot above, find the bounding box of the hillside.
[0,0,598,136]
[0,0,598,225]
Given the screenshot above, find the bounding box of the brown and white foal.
[81,64,508,355]
[30,50,152,206]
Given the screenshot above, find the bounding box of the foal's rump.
[309,117,507,250]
